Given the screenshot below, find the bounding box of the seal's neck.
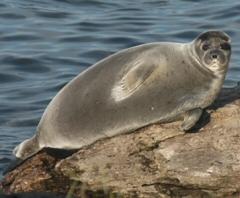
[184,43,215,78]
[184,43,228,107]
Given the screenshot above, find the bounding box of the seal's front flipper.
[111,60,159,102]
[181,108,203,131]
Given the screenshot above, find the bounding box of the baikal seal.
[14,30,231,160]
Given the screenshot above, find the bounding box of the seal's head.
[193,31,231,74]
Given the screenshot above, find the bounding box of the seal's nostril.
[212,54,217,59]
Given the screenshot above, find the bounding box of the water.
[0,0,240,177]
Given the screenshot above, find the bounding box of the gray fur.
[14,31,231,159]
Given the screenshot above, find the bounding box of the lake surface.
[0,0,240,177]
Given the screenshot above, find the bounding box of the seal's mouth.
[210,59,220,66]
[207,59,228,75]
[209,62,219,70]
[202,49,228,71]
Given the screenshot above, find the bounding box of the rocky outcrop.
[1,85,240,198]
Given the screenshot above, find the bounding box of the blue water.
[0,0,240,177]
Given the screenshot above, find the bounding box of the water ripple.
[0,73,23,83]
[35,11,71,19]
[2,56,50,73]
[0,13,26,19]
[59,35,100,42]
[80,49,114,60]
[0,33,41,41]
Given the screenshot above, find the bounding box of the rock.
[1,85,240,198]
[0,192,63,198]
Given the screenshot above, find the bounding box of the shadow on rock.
[211,83,240,109]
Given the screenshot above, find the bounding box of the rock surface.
[1,85,240,198]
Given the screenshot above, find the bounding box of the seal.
[13,31,231,159]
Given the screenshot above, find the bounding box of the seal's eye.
[220,43,231,51]
[202,43,210,51]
